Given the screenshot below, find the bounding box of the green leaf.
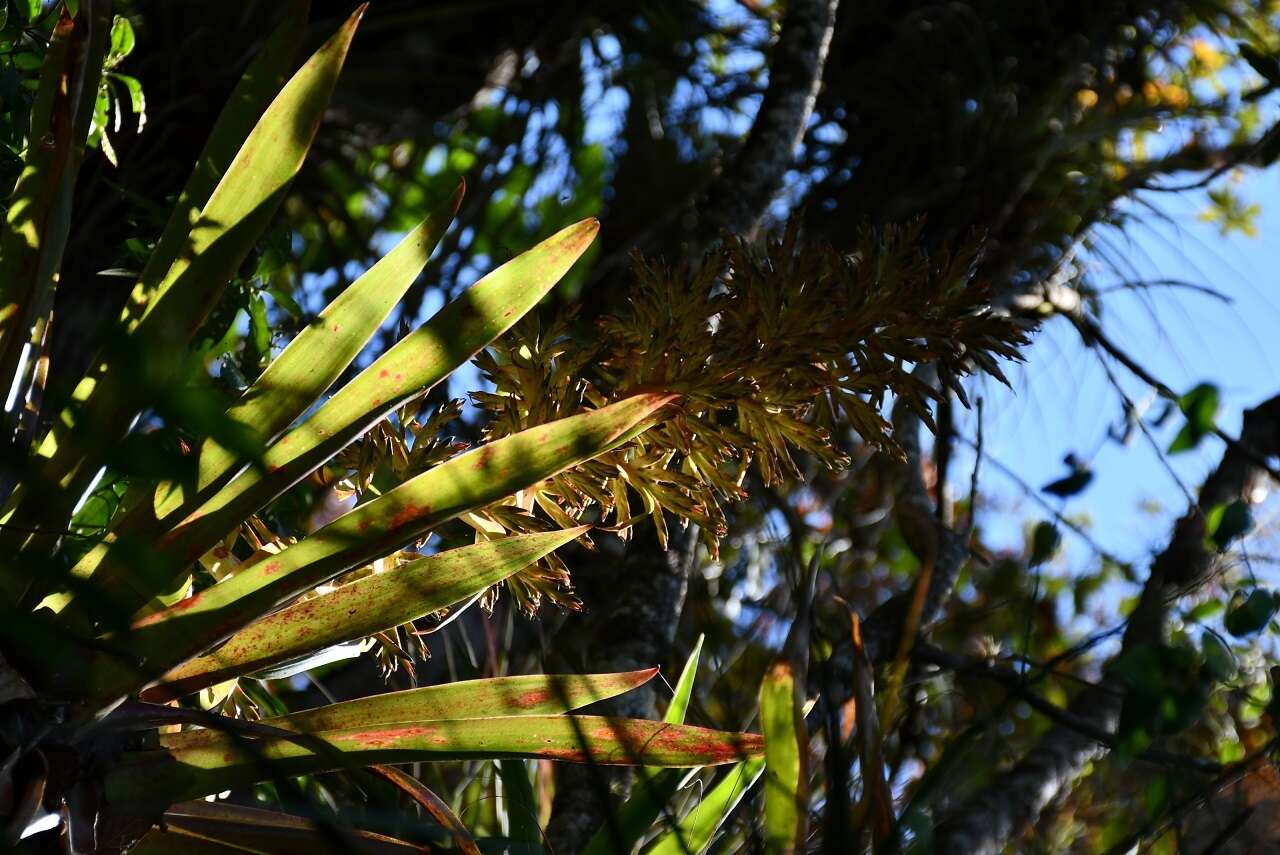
[370,765,481,855]
[760,658,806,854]
[1029,520,1061,566]
[1168,382,1220,454]
[1201,631,1236,682]
[1207,500,1253,550]
[3,3,357,560]
[1184,600,1224,623]
[111,72,146,128]
[105,716,764,809]
[0,3,109,497]
[247,292,270,364]
[1224,588,1278,637]
[146,527,587,701]
[129,800,429,855]
[59,217,599,621]
[581,635,705,855]
[665,633,704,725]
[162,669,660,750]
[107,13,133,60]
[78,392,677,705]
[646,757,766,855]
[128,1,308,325]
[172,185,461,508]
[499,758,543,853]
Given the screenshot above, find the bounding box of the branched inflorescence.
[441,221,1030,613]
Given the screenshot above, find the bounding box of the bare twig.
[934,393,1280,855]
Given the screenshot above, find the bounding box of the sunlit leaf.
[58,217,600,621]
[162,669,659,750]
[0,2,352,581]
[646,757,766,855]
[70,392,676,706]
[581,635,704,855]
[106,716,764,808]
[760,658,806,854]
[147,528,587,700]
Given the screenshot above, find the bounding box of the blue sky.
[335,8,1280,599]
[951,167,1280,584]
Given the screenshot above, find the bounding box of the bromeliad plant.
[0,6,759,851]
[0,3,1028,853]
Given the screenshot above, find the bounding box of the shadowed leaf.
[106,716,764,808]
[146,527,586,700]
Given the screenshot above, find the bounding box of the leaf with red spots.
[80,392,677,705]
[58,217,602,623]
[105,716,764,809]
[170,181,462,507]
[1,6,366,582]
[146,527,587,701]
[581,634,704,855]
[61,179,460,620]
[161,669,659,751]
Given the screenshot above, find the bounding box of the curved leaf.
[646,758,765,855]
[130,799,430,854]
[105,716,764,809]
[370,765,481,855]
[63,217,600,620]
[2,5,363,576]
[147,527,586,701]
[76,392,676,705]
[159,669,658,750]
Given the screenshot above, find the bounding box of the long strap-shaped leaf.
[646,757,766,855]
[52,184,462,617]
[370,766,481,855]
[582,636,704,855]
[759,657,807,854]
[2,6,364,566]
[105,716,764,809]
[0,3,109,457]
[759,561,815,855]
[60,217,600,620]
[147,526,585,701]
[130,800,431,855]
[173,180,464,506]
[122,1,310,329]
[159,669,659,750]
[0,3,311,610]
[76,392,676,706]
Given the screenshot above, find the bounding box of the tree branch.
[695,0,840,247]
[933,393,1280,855]
[544,2,842,847]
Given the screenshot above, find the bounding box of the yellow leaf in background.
[1191,38,1226,71]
